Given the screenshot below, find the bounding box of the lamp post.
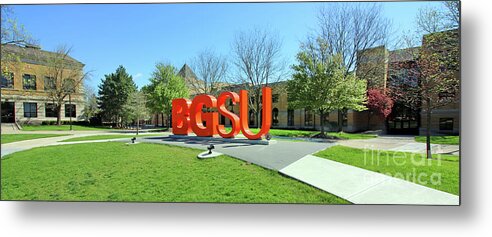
[69,93,73,131]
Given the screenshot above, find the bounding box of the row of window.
[1,72,57,90]
[245,108,330,127]
[23,102,76,118]
[193,107,454,131]
[248,94,280,104]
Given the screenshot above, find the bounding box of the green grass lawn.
[1,134,69,144]
[22,124,114,131]
[1,142,348,204]
[415,136,460,145]
[60,134,162,142]
[225,128,376,140]
[314,145,459,195]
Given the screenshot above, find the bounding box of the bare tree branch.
[43,45,90,125]
[188,49,229,96]
[231,28,287,126]
[317,2,391,77]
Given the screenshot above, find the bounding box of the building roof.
[389,47,420,63]
[178,64,198,80]
[0,44,84,68]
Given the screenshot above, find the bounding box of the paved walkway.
[280,155,459,205]
[141,136,335,170]
[1,123,19,133]
[1,132,162,157]
[338,135,460,155]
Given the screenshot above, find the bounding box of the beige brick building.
[152,30,459,136]
[1,44,85,124]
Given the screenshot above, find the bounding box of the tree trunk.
[426,99,432,159]
[256,97,261,129]
[56,104,62,126]
[167,112,171,129]
[319,110,325,137]
[337,110,343,132]
[136,116,140,135]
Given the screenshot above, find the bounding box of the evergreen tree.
[98,65,136,127]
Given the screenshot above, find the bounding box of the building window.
[62,78,76,93]
[272,108,279,126]
[23,74,37,90]
[272,94,279,103]
[287,109,294,126]
[65,104,76,118]
[1,72,14,88]
[45,103,58,118]
[249,109,255,126]
[439,118,453,131]
[44,76,56,91]
[23,102,37,118]
[305,109,313,127]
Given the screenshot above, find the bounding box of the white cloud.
[134,73,143,79]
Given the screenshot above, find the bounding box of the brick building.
[1,44,85,124]
[152,30,459,136]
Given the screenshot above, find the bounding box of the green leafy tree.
[288,38,367,137]
[419,31,459,159]
[395,3,460,159]
[142,63,189,128]
[123,90,149,135]
[98,66,137,127]
[1,5,37,94]
[81,83,99,122]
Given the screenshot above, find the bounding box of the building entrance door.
[1,102,15,123]
[386,103,420,135]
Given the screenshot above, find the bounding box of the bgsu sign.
[172,87,272,140]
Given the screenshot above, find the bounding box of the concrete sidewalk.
[1,132,165,157]
[141,136,335,170]
[338,135,460,155]
[280,155,459,205]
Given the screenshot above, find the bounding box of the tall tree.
[288,38,367,137]
[419,30,460,159]
[81,83,99,122]
[98,65,137,127]
[43,45,89,125]
[188,49,229,96]
[443,1,460,29]
[317,2,391,127]
[416,1,460,35]
[123,90,149,135]
[414,3,460,159]
[396,4,460,159]
[0,6,35,46]
[231,28,286,127]
[1,5,36,80]
[142,63,189,129]
[317,2,391,76]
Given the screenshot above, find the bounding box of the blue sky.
[11,1,443,90]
